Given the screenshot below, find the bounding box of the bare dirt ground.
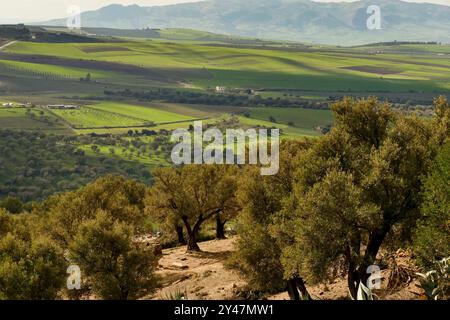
[149,237,246,300]
[147,237,423,300]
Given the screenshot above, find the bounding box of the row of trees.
[104,89,330,109]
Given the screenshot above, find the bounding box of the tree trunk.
[295,277,311,300]
[287,277,310,300]
[345,245,359,299]
[183,216,202,252]
[175,225,186,245]
[358,226,390,286]
[187,232,201,252]
[287,279,300,300]
[120,287,129,300]
[347,269,359,300]
[216,215,227,239]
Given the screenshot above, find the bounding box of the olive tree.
[0,210,66,300]
[69,211,159,300]
[146,165,239,252]
[277,97,446,298]
[231,140,312,299]
[414,141,450,268]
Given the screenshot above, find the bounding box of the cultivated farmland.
[3,41,450,92]
[88,102,195,124]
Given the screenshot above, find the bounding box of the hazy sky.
[1,0,449,23]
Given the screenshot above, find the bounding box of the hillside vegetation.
[0,97,448,301]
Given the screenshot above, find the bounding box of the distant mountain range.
[39,0,450,46]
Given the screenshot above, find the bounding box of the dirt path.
[149,237,246,300]
[147,237,422,301]
[0,41,17,51]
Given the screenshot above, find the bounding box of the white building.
[215,86,226,93]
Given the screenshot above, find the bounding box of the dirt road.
[0,41,17,51]
[149,237,246,300]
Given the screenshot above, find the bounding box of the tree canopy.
[146,165,239,252]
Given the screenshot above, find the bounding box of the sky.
[1,0,450,23]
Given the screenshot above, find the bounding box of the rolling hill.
[39,0,450,46]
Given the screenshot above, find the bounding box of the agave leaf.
[357,285,365,300]
[357,282,373,300]
[415,272,427,279]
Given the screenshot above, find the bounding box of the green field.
[1,38,448,168]
[4,41,450,92]
[0,107,69,132]
[0,59,108,80]
[88,102,195,124]
[355,43,450,54]
[0,29,445,205]
[51,107,144,128]
[48,102,213,129]
[249,107,333,129]
[238,114,323,137]
[79,143,169,167]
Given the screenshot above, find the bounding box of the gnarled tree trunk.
[175,224,186,245]
[216,215,227,239]
[187,232,201,252]
[287,277,311,300]
[356,226,390,290]
[182,216,202,252]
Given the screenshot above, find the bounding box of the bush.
[414,142,450,268]
[0,231,66,300]
[69,211,159,300]
[0,197,23,214]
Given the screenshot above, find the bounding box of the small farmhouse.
[215,86,227,93]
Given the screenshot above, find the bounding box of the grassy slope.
[0,59,109,79]
[0,107,70,132]
[5,41,450,92]
[2,40,447,156]
[51,107,143,128]
[247,107,333,136]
